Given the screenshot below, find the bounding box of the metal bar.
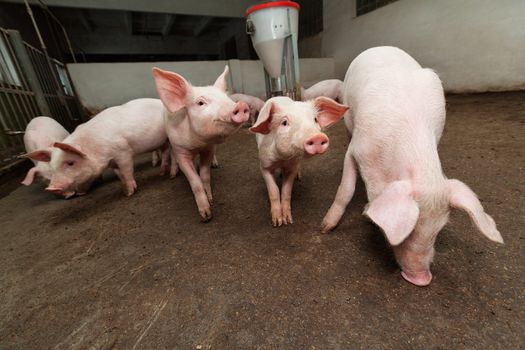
[7,30,50,116]
[3,32,36,127]
[37,0,77,63]
[0,96,17,148]
[0,108,10,151]
[24,0,47,52]
[0,87,35,95]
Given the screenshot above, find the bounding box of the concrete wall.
[68,58,335,110]
[320,0,525,92]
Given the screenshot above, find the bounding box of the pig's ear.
[314,96,349,129]
[152,67,189,113]
[53,142,87,158]
[21,167,39,186]
[447,179,503,243]
[250,101,278,134]
[20,149,51,162]
[213,65,229,92]
[364,181,419,246]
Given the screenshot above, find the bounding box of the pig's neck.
[166,109,227,151]
[258,135,302,170]
[65,133,111,171]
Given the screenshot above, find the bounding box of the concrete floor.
[0,92,523,349]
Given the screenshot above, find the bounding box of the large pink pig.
[25,98,166,198]
[250,96,348,226]
[152,66,249,221]
[21,116,69,186]
[321,46,503,286]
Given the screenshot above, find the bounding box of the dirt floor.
[0,92,523,349]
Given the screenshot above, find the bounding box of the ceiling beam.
[162,14,176,36]
[78,9,94,32]
[3,0,254,18]
[193,17,214,37]
[123,11,132,35]
[71,32,220,55]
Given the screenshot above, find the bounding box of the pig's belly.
[127,131,167,155]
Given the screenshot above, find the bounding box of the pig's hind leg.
[152,150,160,167]
[169,146,179,178]
[114,154,137,196]
[159,143,170,176]
[321,146,358,233]
[211,145,219,168]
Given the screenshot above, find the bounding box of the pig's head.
[363,179,504,286]
[250,96,348,159]
[20,149,54,185]
[26,142,99,198]
[152,66,250,142]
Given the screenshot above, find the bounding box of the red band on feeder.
[245,1,300,17]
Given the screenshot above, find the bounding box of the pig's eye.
[314,117,319,124]
[66,160,75,167]
[197,100,206,106]
[281,119,288,126]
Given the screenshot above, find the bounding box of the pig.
[321,46,503,286]
[152,66,250,221]
[230,93,265,125]
[250,96,348,226]
[301,79,343,102]
[20,116,69,186]
[24,98,166,198]
[151,141,173,176]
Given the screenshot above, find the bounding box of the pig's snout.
[232,101,250,125]
[401,270,433,287]
[45,186,63,195]
[304,134,329,155]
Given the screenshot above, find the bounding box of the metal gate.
[0,27,83,170]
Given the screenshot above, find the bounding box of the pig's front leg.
[114,153,137,196]
[321,146,357,233]
[281,165,300,225]
[199,149,214,204]
[261,168,283,227]
[176,150,212,221]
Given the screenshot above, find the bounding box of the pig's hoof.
[200,208,213,222]
[211,161,219,168]
[271,205,283,227]
[401,270,432,287]
[320,219,336,234]
[272,216,283,227]
[282,209,293,225]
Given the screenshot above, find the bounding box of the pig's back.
[24,116,69,152]
[344,47,446,186]
[344,46,444,139]
[76,98,166,155]
[117,98,166,152]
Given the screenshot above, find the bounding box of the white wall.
[321,0,525,92]
[68,58,335,110]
